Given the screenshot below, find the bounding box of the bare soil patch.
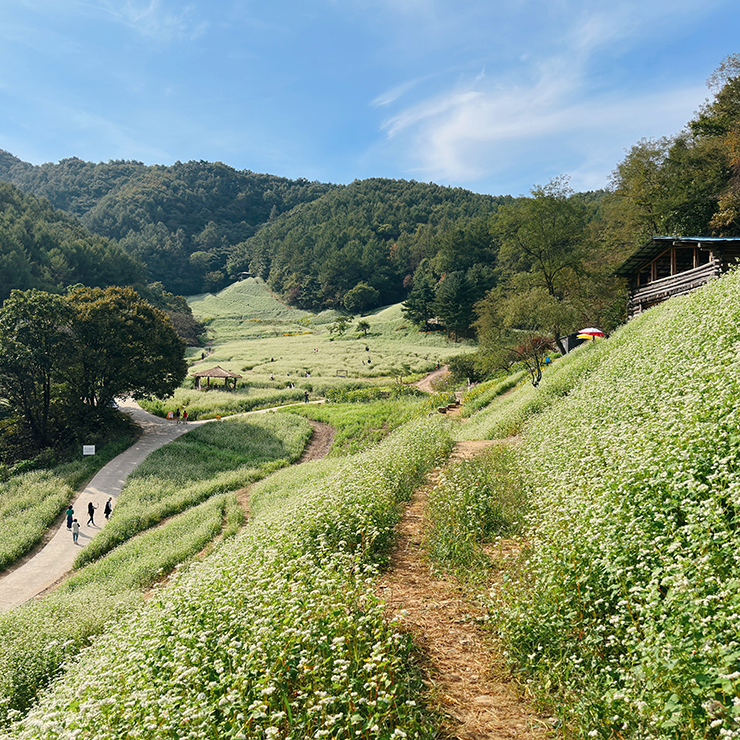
[378,443,550,740]
[299,420,335,463]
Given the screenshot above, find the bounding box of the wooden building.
[615,236,740,318]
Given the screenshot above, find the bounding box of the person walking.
[174,408,181,424]
[104,497,113,520]
[71,519,80,544]
[66,506,74,530]
[182,410,188,423]
[87,501,98,526]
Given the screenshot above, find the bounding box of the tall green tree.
[402,267,437,330]
[66,287,187,411]
[474,285,569,384]
[611,56,740,238]
[0,290,74,447]
[494,176,588,299]
[490,177,589,353]
[433,271,478,339]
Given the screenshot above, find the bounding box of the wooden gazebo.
[191,365,242,390]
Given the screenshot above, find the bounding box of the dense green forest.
[0,152,336,295]
[227,178,511,310]
[0,181,144,300]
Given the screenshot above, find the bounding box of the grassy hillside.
[445,270,740,737]
[3,416,453,739]
[6,262,740,738]
[142,277,474,420]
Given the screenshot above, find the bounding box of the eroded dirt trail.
[379,441,549,740]
[299,420,335,462]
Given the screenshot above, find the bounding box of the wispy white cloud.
[373,0,724,191]
[94,0,209,42]
[381,72,706,190]
[372,78,423,107]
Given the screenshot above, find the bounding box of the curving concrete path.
[0,399,207,613]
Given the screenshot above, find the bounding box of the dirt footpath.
[379,441,550,740]
[299,421,335,462]
[415,365,450,393]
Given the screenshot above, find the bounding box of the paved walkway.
[0,399,206,613]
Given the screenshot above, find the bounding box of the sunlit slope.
[6,417,453,739]
[186,277,472,385]
[189,277,312,332]
[468,270,740,734]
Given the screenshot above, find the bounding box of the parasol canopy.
[578,327,605,337]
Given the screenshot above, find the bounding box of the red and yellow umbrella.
[577,327,605,340]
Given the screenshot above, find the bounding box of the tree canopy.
[66,287,187,411]
[0,154,335,295]
[0,181,145,303]
[0,287,186,458]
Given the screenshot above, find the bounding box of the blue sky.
[1,0,738,197]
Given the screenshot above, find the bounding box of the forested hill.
[0,151,511,307]
[0,180,145,300]
[0,152,337,295]
[227,178,511,310]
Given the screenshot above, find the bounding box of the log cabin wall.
[617,237,740,318]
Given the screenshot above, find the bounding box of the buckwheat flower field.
[0,471,73,572]
[3,416,452,739]
[0,414,310,731]
[494,270,740,737]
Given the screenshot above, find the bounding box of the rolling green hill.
[226,177,509,310]
[0,152,511,318]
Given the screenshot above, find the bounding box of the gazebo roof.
[191,365,242,379]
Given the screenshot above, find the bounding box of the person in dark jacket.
[87,501,98,526]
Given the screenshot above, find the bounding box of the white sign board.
[82,445,96,456]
